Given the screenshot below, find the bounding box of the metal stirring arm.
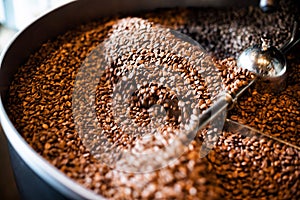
[196,79,256,130]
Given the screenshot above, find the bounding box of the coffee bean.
[5,1,300,199]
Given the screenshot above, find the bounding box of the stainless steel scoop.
[196,21,300,131]
[238,37,286,78]
[237,22,300,93]
[238,22,300,76]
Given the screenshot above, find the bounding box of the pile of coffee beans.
[208,122,300,199]
[6,0,300,199]
[229,83,300,146]
[143,0,299,60]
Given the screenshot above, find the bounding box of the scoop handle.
[281,21,300,54]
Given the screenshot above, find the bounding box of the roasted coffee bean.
[208,130,300,200]
[6,0,300,199]
[229,84,300,146]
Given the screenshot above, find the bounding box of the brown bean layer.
[6,0,300,199]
